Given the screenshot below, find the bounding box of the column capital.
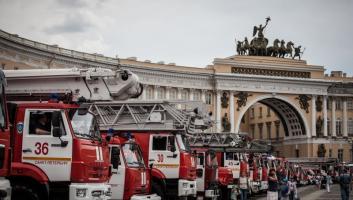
[177,87,183,92]
[154,85,160,89]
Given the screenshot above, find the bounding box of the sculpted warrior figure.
[253,17,271,39]
[293,45,304,60]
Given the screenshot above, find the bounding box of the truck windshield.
[176,134,191,152]
[122,143,145,168]
[70,111,101,140]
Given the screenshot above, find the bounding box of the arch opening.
[237,96,307,138]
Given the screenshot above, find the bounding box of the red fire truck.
[87,101,203,200]
[1,67,142,200]
[102,131,160,200]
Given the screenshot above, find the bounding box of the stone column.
[216,90,222,132]
[201,90,206,103]
[230,91,235,133]
[332,97,336,137]
[154,85,159,100]
[343,98,348,137]
[323,96,328,137]
[165,87,170,100]
[311,95,317,137]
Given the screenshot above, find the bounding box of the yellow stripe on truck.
[153,164,179,168]
[23,156,72,161]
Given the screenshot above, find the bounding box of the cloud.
[55,0,88,8]
[43,12,94,34]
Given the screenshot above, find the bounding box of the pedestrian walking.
[326,172,332,193]
[338,169,352,200]
[239,170,249,200]
[267,169,279,200]
[280,178,290,200]
[288,177,298,200]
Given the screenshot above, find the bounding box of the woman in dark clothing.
[267,168,279,200]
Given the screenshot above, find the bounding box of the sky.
[0,0,352,75]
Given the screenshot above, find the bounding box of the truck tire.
[12,185,40,200]
[152,182,166,200]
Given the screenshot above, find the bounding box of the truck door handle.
[22,148,32,153]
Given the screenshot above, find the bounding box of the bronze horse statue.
[267,39,280,57]
[279,41,294,58]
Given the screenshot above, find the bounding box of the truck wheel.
[152,182,166,200]
[12,185,40,200]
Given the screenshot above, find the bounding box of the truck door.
[149,134,179,178]
[196,152,205,192]
[108,145,125,200]
[224,152,240,179]
[21,109,73,181]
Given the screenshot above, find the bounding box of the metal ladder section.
[86,100,269,151]
[86,100,206,132]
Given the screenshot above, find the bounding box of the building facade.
[1,29,353,162]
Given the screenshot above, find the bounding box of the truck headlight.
[91,190,102,197]
[105,188,112,197]
[183,183,188,188]
[76,188,87,198]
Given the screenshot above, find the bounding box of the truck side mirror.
[53,127,62,138]
[168,135,176,152]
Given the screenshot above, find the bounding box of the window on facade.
[193,90,201,101]
[169,88,177,100]
[250,124,255,139]
[181,90,189,100]
[295,149,299,158]
[146,86,154,100]
[327,119,331,136]
[205,93,212,104]
[338,149,344,162]
[336,99,342,110]
[267,107,271,117]
[275,121,280,140]
[348,119,353,136]
[259,107,263,118]
[348,98,353,110]
[157,87,166,99]
[258,123,263,139]
[336,118,342,136]
[266,122,272,140]
[329,149,332,157]
[250,108,255,119]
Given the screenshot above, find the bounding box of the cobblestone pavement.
[252,184,353,200]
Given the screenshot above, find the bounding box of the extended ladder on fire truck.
[4,67,142,101]
[86,100,212,132]
[87,100,270,152]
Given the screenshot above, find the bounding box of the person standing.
[338,169,352,200]
[267,169,279,200]
[326,172,332,193]
[239,170,249,200]
[288,177,298,200]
